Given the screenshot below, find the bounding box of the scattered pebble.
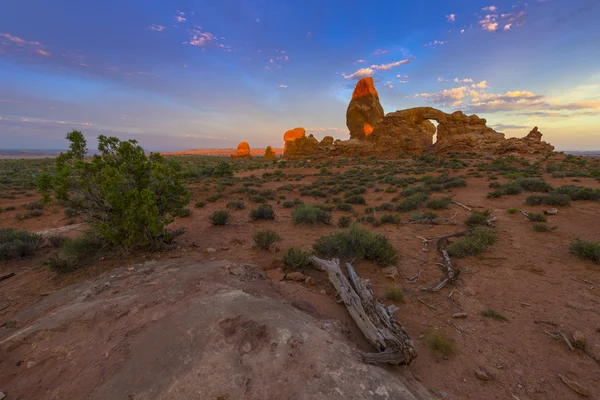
[475,368,491,381]
[203,248,217,255]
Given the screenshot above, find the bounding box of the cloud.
[415,86,469,107]
[424,40,448,47]
[383,81,394,89]
[342,58,412,79]
[175,10,186,22]
[437,77,448,82]
[504,24,512,30]
[460,29,465,34]
[492,124,529,130]
[185,27,231,52]
[446,14,456,22]
[454,78,473,83]
[479,14,499,31]
[5,116,93,127]
[372,49,389,56]
[276,84,288,89]
[471,80,488,89]
[482,6,497,12]
[0,32,50,56]
[149,25,167,32]
[356,59,365,63]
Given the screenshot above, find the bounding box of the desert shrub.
[427,331,454,356]
[316,204,335,212]
[410,211,438,221]
[37,131,189,249]
[195,200,207,208]
[489,182,501,189]
[345,195,366,205]
[250,204,275,220]
[379,214,401,225]
[338,216,352,228]
[481,309,508,321]
[282,201,295,208]
[487,189,504,199]
[526,212,547,222]
[292,205,332,225]
[22,201,44,210]
[282,247,312,270]
[344,187,367,197]
[527,193,571,207]
[502,181,523,195]
[336,203,353,212]
[554,185,600,201]
[384,287,405,302]
[569,238,600,263]
[226,200,245,210]
[206,193,224,202]
[209,210,231,226]
[514,178,553,192]
[506,207,519,214]
[47,235,68,247]
[395,193,429,212]
[464,209,491,227]
[173,207,192,218]
[15,210,43,220]
[375,202,395,211]
[448,227,497,258]
[4,206,16,211]
[533,223,557,232]
[427,196,451,210]
[0,228,44,261]
[401,185,430,197]
[385,186,398,193]
[252,229,281,250]
[44,253,80,273]
[312,224,398,266]
[249,195,268,203]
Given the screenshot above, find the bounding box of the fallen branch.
[310,256,417,366]
[452,200,472,211]
[0,272,15,282]
[558,374,591,397]
[544,208,558,215]
[486,216,498,227]
[417,297,437,310]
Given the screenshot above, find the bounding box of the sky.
[1,0,599,151]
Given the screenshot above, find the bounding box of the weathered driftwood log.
[310,256,417,366]
[421,237,461,292]
[451,200,472,211]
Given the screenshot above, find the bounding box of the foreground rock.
[346,77,385,140]
[231,141,253,159]
[0,260,431,400]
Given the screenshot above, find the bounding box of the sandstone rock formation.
[0,259,431,399]
[283,127,320,158]
[264,145,276,160]
[230,141,252,159]
[497,126,555,154]
[346,77,385,140]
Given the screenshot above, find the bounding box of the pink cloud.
[446,14,456,22]
[149,25,167,32]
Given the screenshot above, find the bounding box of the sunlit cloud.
[149,25,167,32]
[479,14,499,31]
[482,6,497,12]
[415,86,469,107]
[383,81,394,89]
[277,84,288,89]
[454,78,473,83]
[504,24,512,30]
[175,10,186,22]
[471,80,488,89]
[184,27,231,52]
[424,40,448,47]
[446,14,456,22]
[342,58,412,79]
[372,49,389,56]
[0,32,51,56]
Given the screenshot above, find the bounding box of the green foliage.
[426,330,454,356]
[526,212,547,222]
[338,216,352,228]
[22,201,44,210]
[514,178,553,192]
[336,203,353,212]
[209,210,232,226]
[252,229,282,250]
[312,223,399,266]
[282,201,295,208]
[379,214,402,225]
[250,204,275,220]
[173,207,192,218]
[569,238,600,264]
[292,204,332,224]
[533,223,557,232]
[481,309,508,321]
[195,200,207,208]
[502,181,523,195]
[15,210,43,220]
[554,185,600,201]
[207,193,224,202]
[410,211,438,221]
[448,227,497,258]
[395,193,429,212]
[464,209,492,227]
[384,287,405,302]
[525,193,571,207]
[426,196,451,210]
[44,253,80,273]
[226,200,245,210]
[0,228,44,261]
[345,195,367,205]
[282,247,312,270]
[37,131,190,249]
[506,208,519,214]
[47,235,68,247]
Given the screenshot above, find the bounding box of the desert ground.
[1,152,599,399]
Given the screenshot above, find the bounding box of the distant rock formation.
[230,141,252,159]
[346,77,385,140]
[264,145,276,160]
[283,127,320,158]
[497,126,555,154]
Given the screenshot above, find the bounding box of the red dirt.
[1,162,600,400]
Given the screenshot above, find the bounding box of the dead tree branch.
[452,200,472,211]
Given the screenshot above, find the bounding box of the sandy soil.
[1,159,599,400]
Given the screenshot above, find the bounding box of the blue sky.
[1,0,599,151]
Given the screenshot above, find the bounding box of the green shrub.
[312,224,398,266]
[47,235,68,247]
[395,193,429,212]
[514,178,553,192]
[554,185,600,201]
[37,131,189,249]
[465,209,491,227]
[253,229,282,250]
[487,189,504,199]
[506,207,519,214]
[569,238,600,263]
[194,200,207,208]
[502,181,523,195]
[481,309,508,321]
[250,204,275,220]
[526,212,547,222]
[292,204,332,225]
[15,210,43,220]
[282,247,312,270]
[282,201,294,208]
[384,287,405,302]
[427,331,454,356]
[448,227,497,258]
[206,193,224,202]
[44,253,79,273]
[345,195,366,205]
[0,228,44,261]
[209,210,231,226]
[249,195,268,203]
[410,211,438,221]
[525,193,571,207]
[338,216,352,228]
[226,200,245,210]
[22,201,44,210]
[379,214,401,225]
[336,203,353,212]
[533,223,557,232]
[426,196,451,210]
[173,207,192,218]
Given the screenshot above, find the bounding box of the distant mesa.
[264,146,276,161]
[230,141,253,159]
[281,78,555,159]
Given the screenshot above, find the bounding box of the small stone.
[286,272,307,282]
[0,392,6,400]
[268,243,279,253]
[319,289,327,295]
[203,248,217,255]
[452,312,468,318]
[382,266,398,281]
[305,277,316,286]
[475,369,491,381]
[220,246,230,251]
[266,268,285,283]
